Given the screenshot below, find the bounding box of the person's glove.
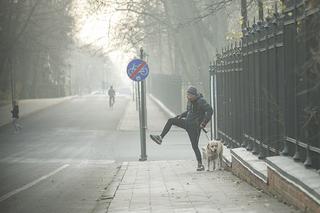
[200,121,207,129]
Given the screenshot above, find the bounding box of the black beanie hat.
[187,86,197,96]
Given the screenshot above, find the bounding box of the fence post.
[272,10,282,156]
[228,44,234,148]
[241,30,245,148]
[232,43,237,147]
[279,5,289,156]
[216,55,222,141]
[265,18,271,157]
[302,5,312,168]
[228,44,232,146]
[252,20,260,155]
[222,48,227,146]
[258,20,265,159]
[292,0,301,162]
[246,25,253,151]
[209,62,214,140]
[236,41,242,146]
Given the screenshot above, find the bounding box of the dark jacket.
[180,94,213,127]
[11,105,19,119]
[108,88,115,97]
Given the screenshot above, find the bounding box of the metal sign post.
[126,48,149,161]
[139,48,147,161]
[135,82,139,111]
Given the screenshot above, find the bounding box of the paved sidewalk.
[107,160,299,213]
[103,94,299,213]
[0,96,75,127]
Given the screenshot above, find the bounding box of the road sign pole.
[126,50,149,161]
[139,81,147,161]
[137,81,141,113]
[139,47,147,161]
[135,82,139,111]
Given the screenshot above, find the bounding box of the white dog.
[203,140,223,171]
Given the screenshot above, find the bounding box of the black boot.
[150,135,162,145]
[197,163,205,171]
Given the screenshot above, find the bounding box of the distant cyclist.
[11,100,22,133]
[108,86,116,108]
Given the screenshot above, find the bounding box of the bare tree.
[0,0,75,100]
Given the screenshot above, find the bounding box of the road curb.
[93,162,128,213]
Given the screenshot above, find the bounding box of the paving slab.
[107,160,299,213]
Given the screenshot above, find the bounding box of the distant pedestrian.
[108,86,116,108]
[11,100,22,133]
[150,86,213,171]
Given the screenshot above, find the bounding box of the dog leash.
[201,128,211,141]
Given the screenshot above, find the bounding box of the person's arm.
[199,99,213,128]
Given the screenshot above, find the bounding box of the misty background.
[0,0,284,107]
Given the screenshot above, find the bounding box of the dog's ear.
[207,143,210,149]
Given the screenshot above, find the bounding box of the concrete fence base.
[230,148,320,213]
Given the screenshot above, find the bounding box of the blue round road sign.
[127,59,149,81]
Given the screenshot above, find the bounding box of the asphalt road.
[0,95,132,213]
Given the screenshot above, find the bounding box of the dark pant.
[109,96,115,107]
[160,117,202,164]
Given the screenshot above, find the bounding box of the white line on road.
[0,164,69,202]
[0,158,115,165]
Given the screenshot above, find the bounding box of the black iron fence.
[212,2,320,170]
